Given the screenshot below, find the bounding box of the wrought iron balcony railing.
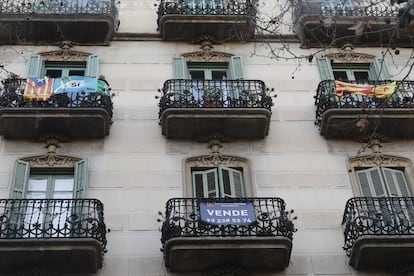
[160,197,296,249]
[342,197,414,256]
[157,0,255,24]
[294,0,399,20]
[158,79,273,118]
[0,0,118,21]
[314,80,414,126]
[0,78,113,121]
[0,198,107,250]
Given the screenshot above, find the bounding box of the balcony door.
[192,166,245,198]
[356,167,414,229]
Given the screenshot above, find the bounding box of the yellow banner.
[335,81,396,99]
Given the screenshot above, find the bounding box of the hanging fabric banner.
[335,81,396,99]
[24,77,55,101]
[53,76,99,94]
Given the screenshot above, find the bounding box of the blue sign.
[199,201,256,225]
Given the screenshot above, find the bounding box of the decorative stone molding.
[182,40,233,63]
[21,140,80,168]
[39,41,91,62]
[348,138,411,167]
[187,139,247,167]
[324,44,376,64]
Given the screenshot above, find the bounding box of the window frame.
[10,159,87,199]
[347,153,414,197]
[184,154,254,198]
[27,54,100,78]
[317,57,390,81]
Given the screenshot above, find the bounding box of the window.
[185,0,224,14]
[173,56,243,105]
[317,57,390,82]
[27,54,100,79]
[355,167,412,197]
[184,151,253,198]
[11,159,87,199]
[192,166,244,198]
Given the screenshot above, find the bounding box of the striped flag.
[24,77,55,101]
[335,81,396,100]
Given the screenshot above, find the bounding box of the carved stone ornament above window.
[39,41,91,62]
[21,140,81,168]
[182,41,233,63]
[324,43,376,64]
[187,139,247,167]
[348,139,410,167]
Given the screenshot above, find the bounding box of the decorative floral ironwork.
[160,198,296,251]
[314,80,414,127]
[158,79,273,120]
[342,197,414,256]
[157,0,256,28]
[294,0,399,20]
[0,198,107,251]
[0,78,113,123]
[0,0,118,18]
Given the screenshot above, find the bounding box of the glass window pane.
[28,178,48,192]
[54,178,74,191]
[190,70,205,80]
[26,192,46,199]
[212,71,226,80]
[45,69,62,78]
[69,70,85,76]
[333,71,348,81]
[53,192,73,199]
[354,71,369,82]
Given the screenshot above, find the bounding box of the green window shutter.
[73,160,87,199]
[173,57,188,79]
[228,56,244,80]
[316,58,334,81]
[219,167,244,198]
[10,161,30,199]
[382,167,411,197]
[192,169,219,198]
[356,167,388,197]
[85,55,100,78]
[27,55,44,78]
[368,58,390,81]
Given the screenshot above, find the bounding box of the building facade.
[0,0,413,275]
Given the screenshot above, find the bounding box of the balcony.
[157,0,256,41]
[0,198,107,274]
[161,197,295,273]
[342,197,414,270]
[0,78,113,140]
[314,80,414,139]
[293,0,412,48]
[0,0,119,45]
[158,79,273,140]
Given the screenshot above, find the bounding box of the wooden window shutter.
[172,57,188,79]
[228,56,244,80]
[85,55,100,78]
[10,161,30,199]
[219,167,244,198]
[27,55,44,78]
[356,167,388,197]
[192,169,219,198]
[368,58,390,81]
[73,160,87,199]
[316,58,335,80]
[382,167,411,197]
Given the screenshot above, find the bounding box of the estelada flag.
[335,81,396,100]
[24,77,55,101]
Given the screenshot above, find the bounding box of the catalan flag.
[24,77,55,101]
[335,81,396,100]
